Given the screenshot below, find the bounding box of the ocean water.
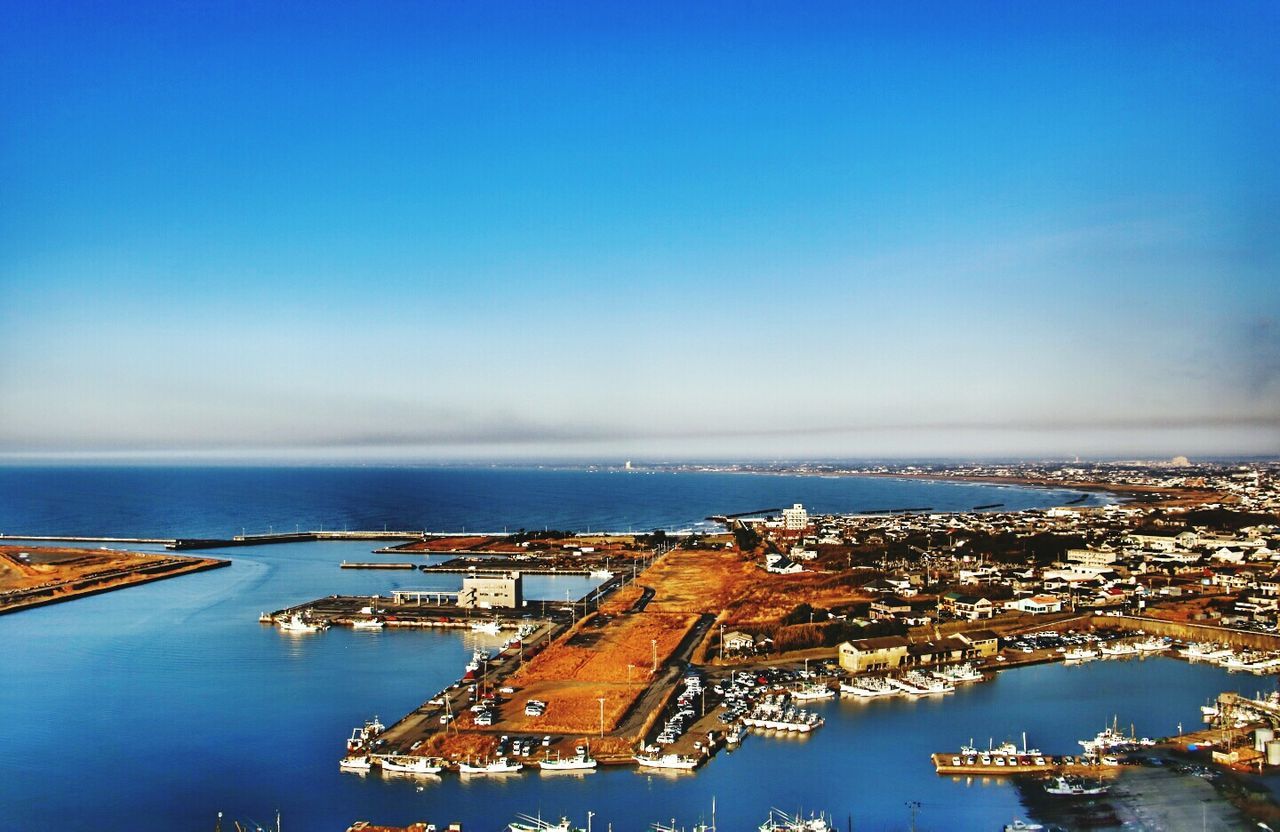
[0,467,1237,832]
[0,465,1107,539]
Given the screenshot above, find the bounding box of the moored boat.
[459,757,524,775]
[840,676,895,698]
[278,611,327,633]
[538,747,597,772]
[339,755,373,772]
[508,814,582,832]
[758,808,833,832]
[634,752,699,770]
[1044,775,1108,796]
[377,755,443,775]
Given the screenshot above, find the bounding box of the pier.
[340,562,417,570]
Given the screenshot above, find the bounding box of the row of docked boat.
[740,694,824,733]
[840,664,984,699]
[1178,641,1280,673]
[1064,635,1172,662]
[342,748,599,776]
[944,738,1050,771]
[502,808,833,832]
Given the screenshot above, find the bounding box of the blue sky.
[1,1,1277,460]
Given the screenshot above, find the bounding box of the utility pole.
[905,801,920,832]
[598,697,606,738]
[652,638,658,673]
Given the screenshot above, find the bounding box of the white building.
[1066,548,1119,567]
[782,503,809,531]
[458,571,524,609]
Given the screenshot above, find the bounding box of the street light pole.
[651,639,658,674]
[598,697,606,738]
[905,801,920,832]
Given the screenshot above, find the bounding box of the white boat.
[1063,647,1099,663]
[470,620,502,635]
[279,612,326,633]
[351,617,384,630]
[509,814,583,832]
[459,757,523,775]
[339,755,373,772]
[378,755,443,774]
[1098,641,1138,657]
[589,569,614,579]
[1044,775,1108,796]
[791,683,835,701]
[1079,719,1149,754]
[634,752,699,770]
[538,750,598,772]
[1179,642,1221,661]
[726,724,746,745]
[1133,636,1170,653]
[934,663,985,683]
[1003,821,1043,831]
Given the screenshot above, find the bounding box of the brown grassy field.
[502,610,699,733]
[0,546,162,591]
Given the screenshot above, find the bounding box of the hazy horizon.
[3,1,1278,460]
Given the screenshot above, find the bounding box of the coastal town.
[264,459,1280,832]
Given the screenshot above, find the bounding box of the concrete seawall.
[1091,614,1280,651]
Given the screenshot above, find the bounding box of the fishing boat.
[377,755,443,775]
[1078,718,1151,754]
[758,808,833,832]
[339,755,373,772]
[346,715,385,752]
[351,617,384,630]
[725,724,746,746]
[459,757,523,775]
[840,676,895,698]
[1003,821,1044,831]
[1044,775,1108,796]
[790,683,835,701]
[1098,641,1138,658]
[470,620,502,636]
[634,752,699,770]
[509,814,583,832]
[589,569,614,579]
[934,663,985,683]
[278,612,327,633]
[1063,647,1099,663]
[889,671,954,696]
[1133,636,1170,653]
[539,746,598,772]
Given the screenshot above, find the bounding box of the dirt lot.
[0,544,228,614]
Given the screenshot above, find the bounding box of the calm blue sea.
[0,467,1246,832]
[0,465,1106,539]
